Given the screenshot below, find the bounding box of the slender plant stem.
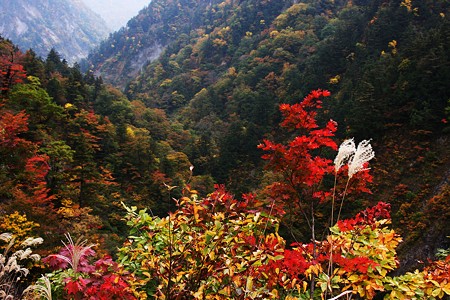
[166,212,173,298]
[326,173,339,299]
[331,174,338,227]
[336,178,351,223]
[310,200,316,300]
[258,198,276,247]
[328,290,352,300]
[165,187,174,298]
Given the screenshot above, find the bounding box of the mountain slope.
[0,0,109,63]
[86,0,450,268]
[83,0,291,88]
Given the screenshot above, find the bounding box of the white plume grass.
[330,138,375,290]
[334,139,356,173]
[23,276,53,300]
[21,237,43,248]
[0,234,13,243]
[1,233,42,299]
[332,138,375,224]
[348,139,375,178]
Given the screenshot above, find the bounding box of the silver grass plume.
[1,233,42,299]
[21,237,43,248]
[334,139,356,173]
[0,234,13,243]
[348,139,375,178]
[23,276,52,300]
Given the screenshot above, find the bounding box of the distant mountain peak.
[0,0,109,63]
[82,0,150,31]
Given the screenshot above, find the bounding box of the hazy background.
[82,0,150,31]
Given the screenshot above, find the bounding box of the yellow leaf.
[193,284,205,298]
[388,40,397,48]
[142,271,151,278]
[218,286,230,296]
[432,287,442,297]
[329,74,341,84]
[246,277,253,291]
[357,285,365,297]
[303,281,308,292]
[271,289,279,298]
[442,283,450,295]
[194,202,200,222]
[348,274,360,282]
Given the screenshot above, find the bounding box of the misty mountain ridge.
[82,0,150,31]
[0,0,109,63]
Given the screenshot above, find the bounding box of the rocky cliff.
[0,0,109,63]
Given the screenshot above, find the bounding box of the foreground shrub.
[117,89,449,299]
[119,185,286,299]
[26,234,135,300]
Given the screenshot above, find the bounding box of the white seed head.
[23,275,53,300]
[6,256,18,272]
[29,254,41,262]
[13,250,24,260]
[0,233,13,242]
[21,237,44,247]
[348,139,375,178]
[18,248,33,260]
[20,267,29,277]
[334,138,356,173]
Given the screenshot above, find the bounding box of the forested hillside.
[83,0,226,87]
[0,36,203,249]
[1,0,450,298]
[88,0,450,263]
[88,0,449,190]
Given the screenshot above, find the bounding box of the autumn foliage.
[1,38,449,298]
[116,186,448,299]
[36,235,135,300]
[111,90,449,299]
[0,41,26,95]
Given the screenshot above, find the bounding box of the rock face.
[83,0,218,89]
[0,0,109,63]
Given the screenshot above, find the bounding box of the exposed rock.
[0,0,109,63]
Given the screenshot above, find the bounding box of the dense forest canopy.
[1,0,450,298]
